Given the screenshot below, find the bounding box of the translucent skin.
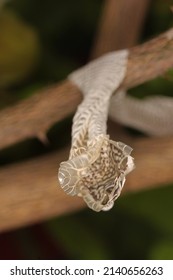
[58,135,134,212]
[58,50,135,211]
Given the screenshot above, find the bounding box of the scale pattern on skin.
[58,50,135,212]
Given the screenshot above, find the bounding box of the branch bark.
[0,28,173,150]
[91,0,150,57]
[0,135,173,232]
[123,28,173,89]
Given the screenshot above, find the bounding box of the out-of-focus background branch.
[1,135,173,232]
[0,0,173,260]
[91,0,150,57]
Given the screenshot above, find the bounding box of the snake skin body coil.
[58,50,135,212]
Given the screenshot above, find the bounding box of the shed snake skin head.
[58,135,134,212]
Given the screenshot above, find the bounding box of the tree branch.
[91,0,150,57]
[123,28,173,89]
[0,80,82,149]
[0,28,173,150]
[0,135,173,232]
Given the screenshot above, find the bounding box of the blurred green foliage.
[0,10,40,88]
[0,0,173,260]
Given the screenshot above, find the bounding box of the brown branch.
[91,0,150,58]
[1,28,173,150]
[0,135,173,232]
[123,28,173,89]
[0,80,82,149]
